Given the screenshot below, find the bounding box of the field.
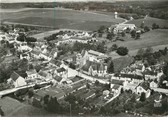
[126,17,168,28]
[0,8,124,31]
[107,29,168,57]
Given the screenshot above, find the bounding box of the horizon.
[0,0,167,3]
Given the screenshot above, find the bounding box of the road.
[67,67,109,84]
[151,87,168,95]
[0,82,50,97]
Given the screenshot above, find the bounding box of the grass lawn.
[126,17,168,28]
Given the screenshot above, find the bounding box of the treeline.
[135,47,168,66]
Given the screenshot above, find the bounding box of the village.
[0,10,168,116]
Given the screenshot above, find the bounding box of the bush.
[116,47,129,56]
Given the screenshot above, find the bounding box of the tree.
[163,62,168,80]
[28,88,34,98]
[106,32,115,40]
[44,95,50,105]
[0,106,4,116]
[144,26,150,32]
[140,92,146,102]
[0,25,9,33]
[107,61,114,73]
[110,44,118,51]
[130,30,136,38]
[116,47,129,56]
[103,83,110,90]
[0,46,7,63]
[86,83,90,89]
[26,37,37,42]
[95,80,100,86]
[121,31,126,37]
[46,97,61,113]
[137,48,145,58]
[135,33,141,39]
[98,26,106,33]
[152,23,159,30]
[145,47,153,54]
[65,94,76,104]
[140,22,145,28]
[17,33,26,42]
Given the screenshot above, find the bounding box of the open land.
[0,8,124,31]
[126,17,168,28]
[107,29,168,57]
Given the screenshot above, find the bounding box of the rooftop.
[111,79,124,85]
[26,69,37,75]
[10,72,21,81]
[88,50,104,57]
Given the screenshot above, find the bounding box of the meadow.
[126,17,168,28]
[0,8,124,31]
[107,29,168,57]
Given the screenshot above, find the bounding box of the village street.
[67,67,109,84]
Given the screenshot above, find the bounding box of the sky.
[0,0,164,3]
[0,0,110,3]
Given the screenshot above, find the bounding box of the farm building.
[114,24,136,33]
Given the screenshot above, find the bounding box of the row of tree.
[17,33,37,42]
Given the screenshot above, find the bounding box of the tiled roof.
[111,79,124,85]
[57,67,66,73]
[10,72,20,81]
[53,76,62,82]
[120,74,143,80]
[31,50,41,55]
[70,76,83,83]
[26,69,37,75]
[112,84,120,89]
[139,82,150,90]
[38,71,47,77]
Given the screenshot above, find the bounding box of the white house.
[7,72,27,88]
[150,80,158,88]
[26,69,38,79]
[111,84,121,95]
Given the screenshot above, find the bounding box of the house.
[39,53,52,61]
[17,43,32,52]
[123,82,138,92]
[26,69,38,79]
[7,72,27,88]
[31,50,41,59]
[136,82,151,98]
[38,70,53,81]
[111,79,124,86]
[111,84,121,95]
[56,67,67,77]
[20,53,30,60]
[150,80,158,88]
[53,75,63,83]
